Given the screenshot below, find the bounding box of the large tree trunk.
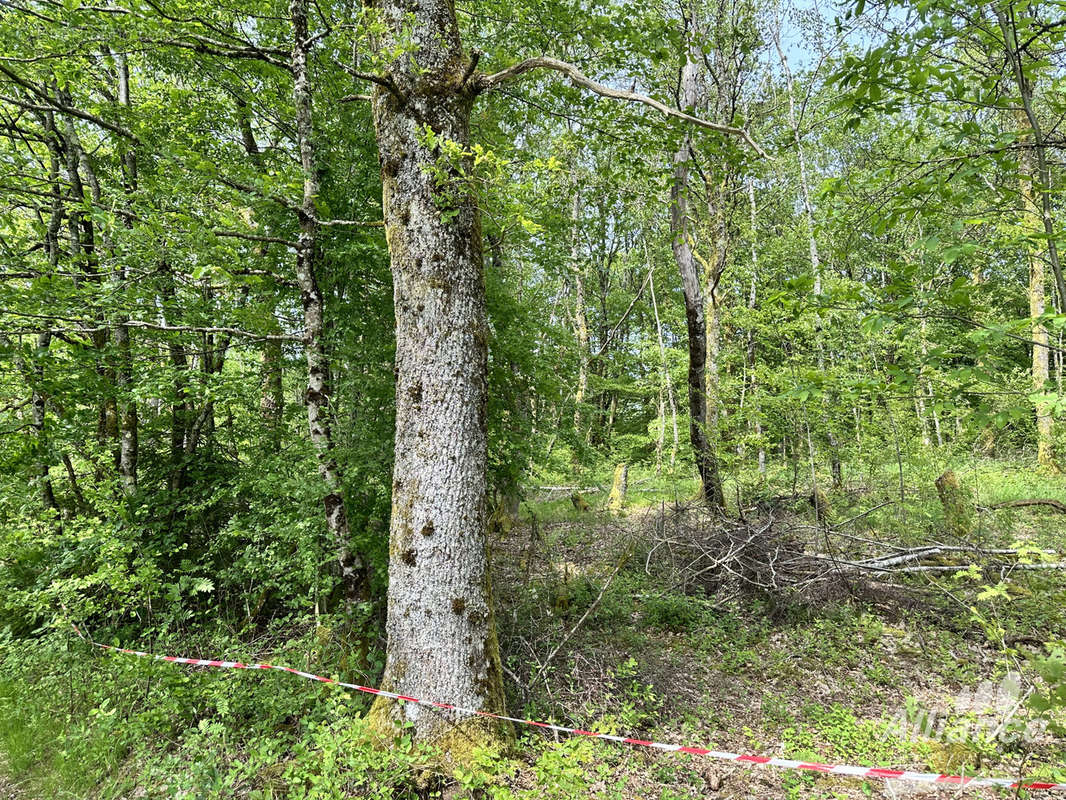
[290,0,369,615]
[670,51,724,508]
[365,0,508,750]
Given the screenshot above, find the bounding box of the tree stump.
[935,469,974,537]
[810,487,831,525]
[570,493,591,512]
[607,464,628,512]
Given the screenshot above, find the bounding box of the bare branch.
[0,307,299,341]
[338,63,403,98]
[476,56,767,157]
[317,218,384,228]
[122,320,303,341]
[0,65,139,142]
[213,229,299,248]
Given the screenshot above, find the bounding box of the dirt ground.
[491,506,1065,799]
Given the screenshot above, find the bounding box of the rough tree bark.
[363,0,509,752]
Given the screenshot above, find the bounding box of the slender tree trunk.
[917,315,943,447]
[700,175,727,438]
[607,463,628,512]
[773,28,819,290]
[31,332,57,512]
[655,383,666,473]
[775,25,841,487]
[290,0,370,615]
[915,392,931,447]
[706,282,722,433]
[115,54,138,494]
[62,453,88,514]
[1057,328,1063,395]
[570,188,589,436]
[115,49,138,494]
[58,106,115,457]
[30,113,65,512]
[1014,107,1057,469]
[996,6,1066,312]
[114,322,137,494]
[746,178,765,475]
[260,334,284,449]
[670,51,724,508]
[646,246,679,469]
[160,264,189,494]
[929,384,943,447]
[365,0,509,749]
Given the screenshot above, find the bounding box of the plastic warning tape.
[69,623,1065,792]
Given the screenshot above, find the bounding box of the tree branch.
[123,320,303,341]
[476,56,767,157]
[0,65,139,142]
[213,229,299,247]
[317,218,384,228]
[338,64,403,99]
[0,307,300,341]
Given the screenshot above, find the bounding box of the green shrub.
[642,594,702,632]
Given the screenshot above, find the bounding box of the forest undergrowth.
[2,456,1065,800]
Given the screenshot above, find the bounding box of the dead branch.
[987,498,1066,513]
[476,56,767,157]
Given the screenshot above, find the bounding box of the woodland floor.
[488,472,1066,799]
[1,463,1064,799]
[0,759,22,799]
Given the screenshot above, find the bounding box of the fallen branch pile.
[641,501,1066,607]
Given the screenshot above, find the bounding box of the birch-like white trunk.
[290,0,369,613]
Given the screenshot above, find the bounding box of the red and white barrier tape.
[69,623,1065,792]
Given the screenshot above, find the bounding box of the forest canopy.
[1,0,1065,796]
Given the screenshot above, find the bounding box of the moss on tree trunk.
[935,469,974,538]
